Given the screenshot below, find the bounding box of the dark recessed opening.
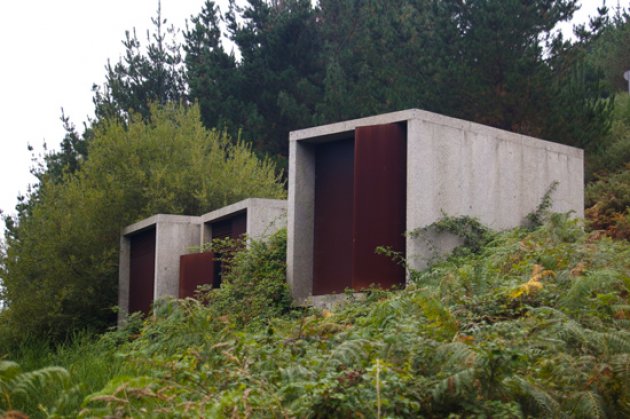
[313,137,355,295]
[129,227,156,314]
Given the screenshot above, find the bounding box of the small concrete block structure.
[118,198,287,322]
[179,198,287,297]
[287,109,584,304]
[118,215,201,321]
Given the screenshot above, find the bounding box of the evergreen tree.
[92,1,187,122]
[184,1,240,132]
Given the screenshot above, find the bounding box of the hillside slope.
[73,215,630,418]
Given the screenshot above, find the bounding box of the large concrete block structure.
[118,198,286,322]
[287,109,584,304]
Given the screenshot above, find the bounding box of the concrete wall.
[118,214,201,323]
[154,220,202,299]
[287,109,584,304]
[405,112,584,270]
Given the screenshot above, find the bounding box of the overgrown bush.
[586,165,630,240]
[79,215,630,417]
[200,228,293,326]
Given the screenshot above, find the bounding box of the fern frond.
[561,270,622,312]
[9,366,70,403]
[567,391,606,419]
[0,361,21,382]
[598,330,630,354]
[329,338,373,366]
[611,353,630,378]
[435,342,477,368]
[504,376,560,416]
[432,368,476,401]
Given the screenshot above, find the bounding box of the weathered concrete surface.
[118,215,201,324]
[287,141,316,302]
[287,109,584,304]
[405,115,583,270]
[200,198,287,245]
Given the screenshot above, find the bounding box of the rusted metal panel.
[352,123,407,290]
[312,138,355,295]
[129,227,156,315]
[179,252,215,298]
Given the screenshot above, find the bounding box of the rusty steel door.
[179,252,215,298]
[128,227,156,315]
[352,123,407,290]
[312,138,355,295]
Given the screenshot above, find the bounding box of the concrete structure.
[287,109,584,304]
[118,198,286,323]
[118,215,201,322]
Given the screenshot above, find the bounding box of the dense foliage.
[17,216,618,418]
[0,104,284,346]
[200,229,293,326]
[586,94,630,240]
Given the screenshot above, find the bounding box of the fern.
[567,391,606,419]
[504,375,560,417]
[0,361,69,415]
[561,269,624,314]
[432,368,476,402]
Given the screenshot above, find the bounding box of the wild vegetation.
[1,1,630,416]
[2,216,629,418]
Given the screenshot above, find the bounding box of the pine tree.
[92,1,187,122]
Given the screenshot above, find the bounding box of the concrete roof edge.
[411,109,584,158]
[122,214,201,236]
[289,109,418,141]
[200,198,287,223]
[289,108,583,158]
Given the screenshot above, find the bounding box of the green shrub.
[201,228,293,326]
[586,164,630,239]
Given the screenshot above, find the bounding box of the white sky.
[0,0,608,221]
